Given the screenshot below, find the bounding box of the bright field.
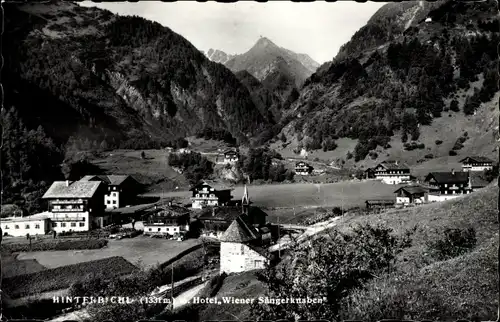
[16,237,201,269]
[143,180,404,219]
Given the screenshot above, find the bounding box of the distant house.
[223,150,239,164]
[143,202,191,237]
[42,180,109,232]
[459,156,494,172]
[1,213,51,237]
[190,181,233,209]
[394,186,429,206]
[364,168,376,179]
[295,161,312,176]
[219,215,273,274]
[80,175,141,209]
[197,185,267,238]
[374,160,411,184]
[424,170,472,202]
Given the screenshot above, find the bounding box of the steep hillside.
[277,0,499,165]
[206,48,235,65]
[3,2,272,148]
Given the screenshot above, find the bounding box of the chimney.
[66,180,69,187]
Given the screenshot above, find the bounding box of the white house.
[223,150,239,164]
[219,215,272,274]
[295,161,312,176]
[374,160,411,185]
[80,175,141,210]
[143,203,190,237]
[42,180,108,233]
[190,181,233,209]
[1,213,51,237]
[424,170,472,202]
[394,186,429,206]
[459,156,495,172]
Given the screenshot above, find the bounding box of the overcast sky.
[81,1,386,64]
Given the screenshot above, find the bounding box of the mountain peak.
[252,36,279,50]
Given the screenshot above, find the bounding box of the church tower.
[242,184,250,214]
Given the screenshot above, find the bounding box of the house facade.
[190,181,232,209]
[460,156,494,172]
[424,170,472,202]
[42,180,108,233]
[143,203,190,236]
[223,150,239,164]
[1,215,51,237]
[80,175,140,210]
[374,160,411,184]
[219,215,272,274]
[295,161,312,176]
[394,186,429,206]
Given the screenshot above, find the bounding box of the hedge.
[3,256,137,298]
[1,239,108,253]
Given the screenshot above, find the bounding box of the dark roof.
[224,150,238,155]
[394,186,429,195]
[80,175,133,186]
[149,204,190,217]
[425,172,469,184]
[42,181,102,199]
[459,156,495,164]
[364,168,374,172]
[376,160,409,170]
[295,161,309,166]
[220,215,260,243]
[189,181,232,192]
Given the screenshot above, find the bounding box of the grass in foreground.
[3,256,137,298]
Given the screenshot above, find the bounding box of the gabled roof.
[376,160,409,170]
[189,181,232,191]
[224,150,239,155]
[220,215,260,243]
[424,172,469,184]
[394,186,429,195]
[459,156,494,164]
[80,175,132,186]
[42,181,102,199]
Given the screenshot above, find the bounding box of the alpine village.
[1,1,499,322]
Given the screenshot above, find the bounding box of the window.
[254,260,263,268]
[106,200,111,204]
[71,223,76,227]
[112,192,117,197]
[79,222,85,227]
[52,222,58,227]
[4,225,9,229]
[61,223,66,227]
[241,245,245,255]
[35,224,40,229]
[112,200,116,204]
[148,228,152,232]
[157,228,161,232]
[25,224,30,229]
[167,227,170,231]
[15,225,19,229]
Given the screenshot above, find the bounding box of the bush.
[1,239,108,253]
[198,272,227,298]
[424,154,434,159]
[435,140,443,145]
[448,150,457,156]
[4,256,136,298]
[426,227,477,261]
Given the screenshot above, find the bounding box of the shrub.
[198,272,227,298]
[448,150,457,156]
[435,140,443,145]
[426,227,477,261]
[4,257,136,298]
[425,154,434,159]
[1,239,108,253]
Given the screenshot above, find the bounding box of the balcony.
[51,199,85,205]
[51,208,86,213]
[51,217,86,222]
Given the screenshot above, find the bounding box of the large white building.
[80,175,140,210]
[42,180,109,233]
[1,213,51,237]
[143,203,190,237]
[459,156,495,172]
[219,215,272,274]
[190,181,233,209]
[394,186,429,206]
[424,170,472,202]
[374,160,411,185]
